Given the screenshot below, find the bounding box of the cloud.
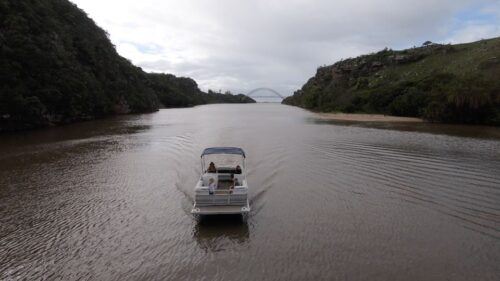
[70,0,500,96]
[445,24,500,44]
[444,1,500,43]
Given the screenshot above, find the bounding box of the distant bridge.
[245,88,284,101]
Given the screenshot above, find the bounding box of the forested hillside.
[147,73,254,107]
[283,38,500,125]
[0,0,254,132]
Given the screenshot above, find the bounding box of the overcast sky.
[70,0,500,97]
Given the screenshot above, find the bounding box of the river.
[1,104,499,280]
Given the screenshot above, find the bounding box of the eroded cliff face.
[301,44,456,93]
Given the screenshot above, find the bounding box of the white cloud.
[70,0,499,96]
[444,1,500,44]
[445,24,500,44]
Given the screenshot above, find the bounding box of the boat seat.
[216,167,242,174]
[233,174,244,185]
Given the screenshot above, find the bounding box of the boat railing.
[195,193,247,206]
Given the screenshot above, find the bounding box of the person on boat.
[235,165,242,174]
[228,174,240,193]
[207,162,217,173]
[208,178,217,195]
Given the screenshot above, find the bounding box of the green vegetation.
[283,38,500,125]
[0,0,254,132]
[147,74,254,107]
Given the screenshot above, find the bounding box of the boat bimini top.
[200,147,246,174]
[201,147,246,157]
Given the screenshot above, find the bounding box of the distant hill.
[0,0,254,132]
[147,73,254,107]
[283,37,500,125]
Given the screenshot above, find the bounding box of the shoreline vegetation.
[283,37,500,126]
[0,0,254,133]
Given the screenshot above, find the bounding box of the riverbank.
[283,37,500,126]
[316,112,423,123]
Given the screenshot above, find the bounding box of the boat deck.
[216,180,233,190]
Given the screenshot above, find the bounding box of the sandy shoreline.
[316,112,424,123]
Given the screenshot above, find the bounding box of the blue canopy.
[201,147,246,158]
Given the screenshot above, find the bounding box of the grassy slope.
[380,38,499,82]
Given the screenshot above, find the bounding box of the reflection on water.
[1,104,499,280]
[194,215,250,252]
[310,118,500,139]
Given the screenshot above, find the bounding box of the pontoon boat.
[191,147,250,216]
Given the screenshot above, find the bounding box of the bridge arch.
[245,88,284,100]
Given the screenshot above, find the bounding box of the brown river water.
[1,104,499,280]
